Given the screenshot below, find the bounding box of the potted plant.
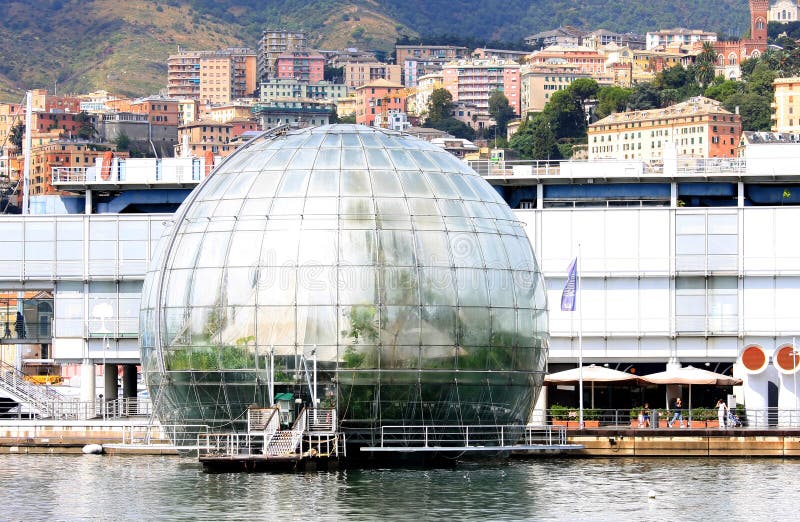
[630,408,642,428]
[690,407,709,428]
[550,404,569,426]
[584,408,601,428]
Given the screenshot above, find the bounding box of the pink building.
[276,51,325,83]
[526,45,606,76]
[441,59,520,116]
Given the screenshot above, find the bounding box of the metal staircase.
[263,407,307,456]
[0,360,69,418]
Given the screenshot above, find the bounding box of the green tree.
[568,78,599,118]
[543,89,585,139]
[114,132,130,151]
[723,92,772,131]
[488,90,515,136]
[426,88,454,123]
[695,41,719,88]
[628,82,661,110]
[595,85,632,119]
[529,114,561,161]
[75,111,96,140]
[9,122,24,149]
[704,78,743,102]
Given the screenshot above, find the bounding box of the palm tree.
[695,42,719,89]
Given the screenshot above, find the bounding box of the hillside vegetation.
[0,0,752,101]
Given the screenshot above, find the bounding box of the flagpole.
[578,244,583,429]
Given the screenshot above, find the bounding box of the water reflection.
[1,455,798,521]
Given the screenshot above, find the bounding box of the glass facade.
[140,125,549,444]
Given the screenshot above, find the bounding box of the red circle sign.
[741,345,767,373]
[774,344,800,373]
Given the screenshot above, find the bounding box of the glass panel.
[426,172,459,198]
[456,268,489,306]
[118,220,148,240]
[262,230,299,266]
[449,232,483,268]
[297,230,337,265]
[314,148,340,169]
[307,170,339,197]
[379,230,416,266]
[398,171,433,197]
[225,267,258,306]
[420,305,457,346]
[342,148,367,169]
[165,269,193,307]
[341,170,371,196]
[478,233,509,269]
[416,230,451,266]
[256,306,296,345]
[487,270,516,307]
[196,232,230,267]
[287,148,318,170]
[340,229,377,265]
[255,267,296,305]
[171,233,202,269]
[365,148,393,169]
[338,267,377,304]
[276,170,310,197]
[458,307,491,348]
[418,268,456,306]
[227,230,264,267]
[249,171,283,198]
[388,149,418,170]
[370,170,403,196]
[297,306,337,346]
[189,268,222,307]
[262,148,297,170]
[380,305,420,346]
[676,214,706,234]
[382,267,419,305]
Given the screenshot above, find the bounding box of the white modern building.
[3,135,800,422]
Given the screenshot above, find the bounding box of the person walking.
[716,399,728,430]
[669,397,685,428]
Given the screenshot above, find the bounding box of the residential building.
[583,29,646,50]
[327,48,377,68]
[28,89,82,113]
[355,79,406,126]
[525,26,586,49]
[646,28,717,50]
[30,141,129,196]
[177,120,236,157]
[769,0,799,21]
[737,131,800,157]
[526,46,606,76]
[205,102,257,124]
[520,64,592,114]
[128,97,180,127]
[258,29,308,81]
[396,45,469,87]
[632,46,697,78]
[344,62,402,90]
[276,51,326,83]
[335,94,357,118]
[260,79,349,102]
[177,99,199,126]
[410,73,443,117]
[167,48,258,103]
[771,77,800,132]
[252,98,335,128]
[373,110,411,131]
[472,49,528,62]
[441,59,521,116]
[452,101,492,131]
[588,97,742,161]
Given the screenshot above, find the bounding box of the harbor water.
[2,455,799,520]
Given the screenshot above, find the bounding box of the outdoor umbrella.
[639,365,743,415]
[545,364,641,408]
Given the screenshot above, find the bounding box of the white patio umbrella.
[545,364,640,408]
[639,365,742,414]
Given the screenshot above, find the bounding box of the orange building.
[588,97,742,160]
[29,141,129,195]
[168,48,258,103]
[177,120,236,157]
[276,51,325,83]
[525,45,606,76]
[128,97,180,126]
[355,80,406,126]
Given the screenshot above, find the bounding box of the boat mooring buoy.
[82,444,103,455]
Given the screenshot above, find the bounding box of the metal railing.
[546,407,800,429]
[376,424,566,448]
[0,394,152,421]
[0,360,68,418]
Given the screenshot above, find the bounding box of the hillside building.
[355,79,406,126]
[645,28,717,50]
[344,62,402,90]
[396,44,469,87]
[771,77,800,133]
[260,80,349,103]
[258,29,308,82]
[520,64,592,114]
[588,97,742,161]
[712,0,769,79]
[167,48,258,104]
[441,59,521,116]
[252,98,335,128]
[769,0,799,21]
[525,46,606,76]
[276,50,326,83]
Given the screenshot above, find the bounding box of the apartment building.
[252,98,335,128]
[520,64,592,114]
[167,48,258,103]
[472,48,528,62]
[646,28,717,50]
[396,44,468,87]
[205,102,256,124]
[344,62,402,90]
[258,29,308,81]
[30,141,129,196]
[441,59,521,115]
[355,79,406,126]
[177,120,236,157]
[769,0,799,21]
[276,51,326,83]
[771,77,800,133]
[526,46,606,76]
[588,97,742,160]
[260,79,349,103]
[408,72,443,117]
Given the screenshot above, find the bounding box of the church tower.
[750,0,769,43]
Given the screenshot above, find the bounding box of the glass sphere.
[139,125,548,445]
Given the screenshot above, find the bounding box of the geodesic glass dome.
[139,125,548,445]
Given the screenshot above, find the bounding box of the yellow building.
[411,73,444,117]
[588,97,742,160]
[206,102,256,123]
[520,64,591,114]
[771,77,800,132]
[335,94,357,117]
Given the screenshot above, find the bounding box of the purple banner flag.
[561,257,578,312]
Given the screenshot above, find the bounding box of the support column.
[122,364,138,399]
[79,360,95,402]
[104,363,118,401]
